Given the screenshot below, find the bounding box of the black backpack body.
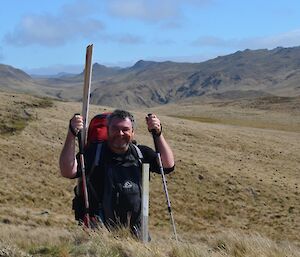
[72,141,144,233]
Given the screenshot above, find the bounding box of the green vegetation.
[0,94,53,135]
[0,117,29,134]
[27,97,54,109]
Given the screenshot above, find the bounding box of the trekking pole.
[77,131,90,228]
[148,114,178,242]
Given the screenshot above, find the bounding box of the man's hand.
[69,114,84,137]
[146,113,162,137]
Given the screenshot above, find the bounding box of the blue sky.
[0,0,300,75]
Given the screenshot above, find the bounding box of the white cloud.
[108,0,212,22]
[115,34,144,44]
[61,0,97,17]
[4,0,104,47]
[24,64,83,75]
[241,29,300,49]
[3,0,149,47]
[192,29,300,50]
[98,33,144,45]
[192,36,234,48]
[160,21,182,30]
[154,39,175,45]
[108,0,178,21]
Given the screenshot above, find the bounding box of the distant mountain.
[0,64,32,82]
[0,64,73,97]
[1,46,300,108]
[0,64,40,93]
[31,72,78,79]
[91,63,121,78]
[87,47,300,107]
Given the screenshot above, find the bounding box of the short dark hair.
[107,109,136,129]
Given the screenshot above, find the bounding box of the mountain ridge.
[1,46,300,108]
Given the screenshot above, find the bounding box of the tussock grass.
[0,225,299,257]
[206,230,300,257]
[0,242,31,257]
[0,92,299,256]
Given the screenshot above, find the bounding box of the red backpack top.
[86,113,111,146]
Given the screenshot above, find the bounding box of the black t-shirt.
[77,141,175,177]
[103,143,174,174]
[76,141,174,216]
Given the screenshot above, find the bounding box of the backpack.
[72,113,144,232]
[86,113,110,146]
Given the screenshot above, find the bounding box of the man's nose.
[116,129,124,135]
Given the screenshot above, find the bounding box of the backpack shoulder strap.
[85,142,104,181]
[85,142,104,205]
[92,142,103,168]
[131,143,143,164]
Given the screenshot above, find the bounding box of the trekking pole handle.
[147,113,159,151]
[147,113,155,134]
[77,131,84,154]
[71,113,84,154]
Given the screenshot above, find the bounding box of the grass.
[170,115,221,124]
[0,226,299,257]
[0,91,299,256]
[0,94,53,135]
[27,97,54,109]
[169,114,300,132]
[0,117,29,134]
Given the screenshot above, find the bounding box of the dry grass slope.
[1,226,300,257]
[0,91,299,256]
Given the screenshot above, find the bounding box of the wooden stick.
[79,44,93,228]
[81,44,93,147]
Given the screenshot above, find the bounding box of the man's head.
[107,109,135,154]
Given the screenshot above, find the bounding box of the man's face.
[107,117,134,153]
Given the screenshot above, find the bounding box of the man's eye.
[112,127,131,133]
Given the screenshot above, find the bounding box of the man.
[59,110,175,236]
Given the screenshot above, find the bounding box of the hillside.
[0,64,64,97]
[34,46,300,107]
[1,46,300,108]
[0,91,299,256]
[0,64,37,93]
